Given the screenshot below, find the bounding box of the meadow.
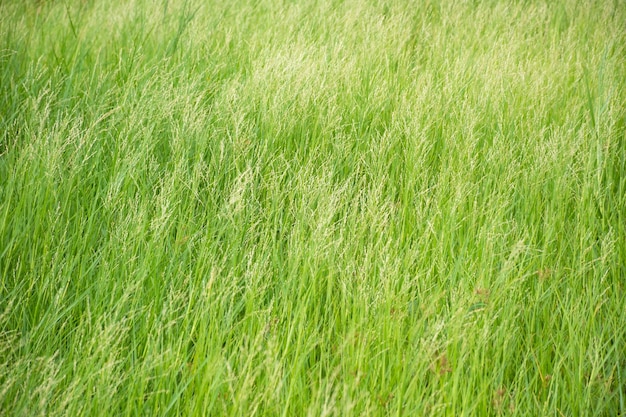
[1,0,625,415]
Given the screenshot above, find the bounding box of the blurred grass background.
[1,0,625,415]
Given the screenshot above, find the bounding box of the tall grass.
[1,0,625,415]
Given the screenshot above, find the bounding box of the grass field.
[1,0,625,415]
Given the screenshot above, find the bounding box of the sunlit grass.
[1,0,625,415]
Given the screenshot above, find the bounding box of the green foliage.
[1,0,625,415]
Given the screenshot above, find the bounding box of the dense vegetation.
[1,0,625,415]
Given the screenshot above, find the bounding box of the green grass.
[1,0,625,415]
